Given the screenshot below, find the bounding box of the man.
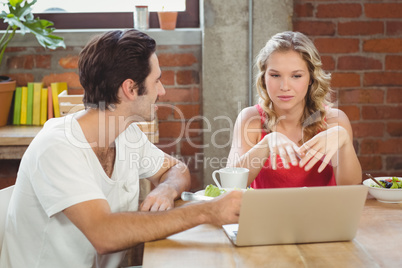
[0,30,242,267]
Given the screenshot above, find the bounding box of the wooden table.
[143,198,402,268]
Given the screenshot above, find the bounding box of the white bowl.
[363,177,402,203]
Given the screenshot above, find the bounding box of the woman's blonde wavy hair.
[255,31,332,145]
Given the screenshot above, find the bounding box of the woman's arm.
[298,108,362,185]
[227,107,267,185]
[227,107,299,185]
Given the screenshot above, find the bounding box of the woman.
[227,31,362,188]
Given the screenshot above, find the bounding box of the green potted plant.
[0,0,65,126]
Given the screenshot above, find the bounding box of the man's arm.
[140,153,191,211]
[63,190,242,255]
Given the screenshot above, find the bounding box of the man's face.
[136,53,165,121]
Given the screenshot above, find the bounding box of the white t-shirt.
[0,112,164,268]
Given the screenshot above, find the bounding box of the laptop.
[222,185,368,246]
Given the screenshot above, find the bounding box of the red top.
[250,104,336,189]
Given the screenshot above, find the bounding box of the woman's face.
[264,50,311,114]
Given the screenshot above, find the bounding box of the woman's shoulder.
[237,106,263,126]
[326,107,350,125]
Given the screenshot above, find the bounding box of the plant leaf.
[2,0,65,49]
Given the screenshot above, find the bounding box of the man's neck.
[76,108,128,149]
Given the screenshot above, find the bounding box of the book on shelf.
[32,82,43,126]
[26,83,34,125]
[20,86,28,125]
[40,87,48,125]
[13,87,22,125]
[47,85,54,120]
[51,82,68,118]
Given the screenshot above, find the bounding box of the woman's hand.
[298,126,350,173]
[265,132,300,170]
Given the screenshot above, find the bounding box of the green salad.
[371,177,402,189]
[204,185,227,197]
[204,184,253,197]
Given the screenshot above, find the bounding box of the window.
[31,0,187,13]
[1,0,199,29]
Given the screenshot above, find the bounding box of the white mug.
[212,167,249,189]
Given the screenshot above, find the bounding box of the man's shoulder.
[30,116,89,155]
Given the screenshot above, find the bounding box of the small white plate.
[195,188,245,198]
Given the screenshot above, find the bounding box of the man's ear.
[120,79,138,100]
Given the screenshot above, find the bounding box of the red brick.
[42,72,81,88]
[314,38,359,53]
[387,122,402,137]
[317,3,362,18]
[364,72,402,87]
[331,73,360,88]
[159,87,199,102]
[351,122,384,138]
[161,70,174,86]
[386,88,402,103]
[35,46,72,52]
[174,104,201,119]
[339,105,360,121]
[358,156,382,171]
[156,45,170,51]
[362,106,402,120]
[321,56,335,71]
[178,45,199,49]
[156,104,173,120]
[293,21,335,36]
[35,55,51,69]
[386,156,402,171]
[365,3,402,18]
[339,89,384,104]
[363,39,402,53]
[181,139,203,156]
[159,122,186,138]
[294,3,314,17]
[186,120,203,138]
[176,70,199,85]
[329,90,337,104]
[338,21,383,36]
[386,21,402,36]
[6,73,34,86]
[361,139,402,154]
[4,47,26,53]
[353,140,359,154]
[385,56,402,70]
[158,53,197,67]
[7,55,34,69]
[338,56,382,71]
[59,55,79,69]
[155,139,178,154]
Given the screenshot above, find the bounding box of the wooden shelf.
[0,122,158,160]
[0,125,42,146]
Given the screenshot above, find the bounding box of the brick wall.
[156,45,203,190]
[1,43,203,191]
[294,0,402,178]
